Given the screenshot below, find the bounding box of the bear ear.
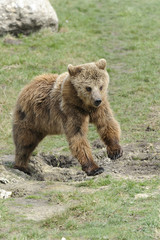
[68,64,83,76]
[95,59,107,70]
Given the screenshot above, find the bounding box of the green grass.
[0,0,160,239]
[1,176,160,239]
[25,195,42,200]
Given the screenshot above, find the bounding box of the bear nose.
[94,99,102,106]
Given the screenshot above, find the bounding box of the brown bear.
[13,59,123,176]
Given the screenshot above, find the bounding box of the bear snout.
[94,99,102,107]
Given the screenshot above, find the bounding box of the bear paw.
[86,167,104,176]
[107,145,123,160]
[14,165,31,175]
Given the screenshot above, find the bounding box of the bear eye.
[86,87,92,92]
[100,86,103,91]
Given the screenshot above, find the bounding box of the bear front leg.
[90,102,123,160]
[63,114,104,176]
[68,135,104,176]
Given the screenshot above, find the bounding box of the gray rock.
[0,0,58,36]
[0,189,12,199]
[0,178,9,184]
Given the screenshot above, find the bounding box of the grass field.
[0,0,160,155]
[0,176,160,240]
[0,0,160,239]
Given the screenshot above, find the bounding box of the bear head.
[68,59,109,108]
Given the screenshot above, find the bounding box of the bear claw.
[87,167,104,176]
[107,147,123,160]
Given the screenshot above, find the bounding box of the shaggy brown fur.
[13,59,123,176]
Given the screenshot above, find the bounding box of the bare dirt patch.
[1,140,159,183]
[0,140,160,220]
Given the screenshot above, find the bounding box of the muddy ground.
[0,140,160,221]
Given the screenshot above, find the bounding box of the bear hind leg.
[14,143,38,174]
[13,128,45,174]
[14,147,34,174]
